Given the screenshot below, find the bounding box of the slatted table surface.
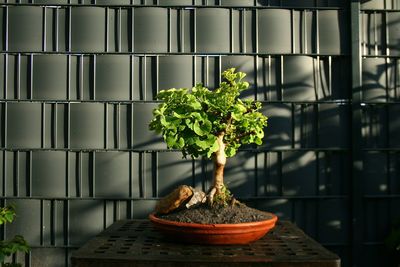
[71,220,340,267]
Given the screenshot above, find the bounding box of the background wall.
[0,0,399,266]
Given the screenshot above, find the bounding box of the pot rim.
[149,211,278,229]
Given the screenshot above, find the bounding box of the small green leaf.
[173,111,186,119]
[160,116,168,126]
[177,137,185,148]
[200,120,212,134]
[190,112,203,120]
[195,139,209,149]
[206,140,220,158]
[188,100,202,110]
[185,119,193,130]
[166,135,177,147]
[234,103,247,113]
[255,137,262,145]
[4,213,14,223]
[231,112,242,121]
[193,121,205,136]
[225,147,237,157]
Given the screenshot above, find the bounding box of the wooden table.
[71,220,340,267]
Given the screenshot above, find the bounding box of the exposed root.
[229,197,240,207]
[206,185,237,207]
[207,187,218,206]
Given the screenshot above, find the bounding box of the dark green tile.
[387,13,400,56]
[34,0,68,3]
[255,152,281,196]
[389,105,400,147]
[196,8,230,53]
[282,151,316,196]
[157,152,193,197]
[69,200,104,245]
[71,7,106,52]
[362,58,387,101]
[8,6,43,51]
[94,152,129,198]
[131,199,157,219]
[131,103,166,150]
[70,103,104,149]
[7,103,41,148]
[220,0,253,5]
[158,0,192,5]
[5,55,30,100]
[318,199,348,243]
[258,9,291,53]
[134,8,168,53]
[158,56,193,91]
[318,104,349,148]
[32,151,66,197]
[104,104,130,149]
[96,0,132,4]
[281,0,315,6]
[224,151,256,197]
[361,105,387,148]
[33,55,68,100]
[95,55,130,100]
[318,10,348,55]
[282,56,316,101]
[261,103,292,149]
[0,8,4,51]
[293,104,317,148]
[317,152,349,195]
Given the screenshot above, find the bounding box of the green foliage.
[0,206,30,266]
[213,185,233,207]
[149,68,268,158]
[0,206,16,225]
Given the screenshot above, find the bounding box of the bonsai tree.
[149,68,267,205]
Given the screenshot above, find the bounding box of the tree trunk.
[212,134,226,194]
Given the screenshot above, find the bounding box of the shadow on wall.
[6,55,400,251]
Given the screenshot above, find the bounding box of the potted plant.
[148,68,277,244]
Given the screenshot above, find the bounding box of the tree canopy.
[149,68,267,158]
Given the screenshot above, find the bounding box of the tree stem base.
[206,185,238,207]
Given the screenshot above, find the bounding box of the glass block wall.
[0,0,398,266]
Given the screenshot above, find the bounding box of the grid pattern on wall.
[358,1,400,266]
[0,0,398,266]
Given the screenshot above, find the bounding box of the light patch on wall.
[379,184,387,191]
[328,220,342,230]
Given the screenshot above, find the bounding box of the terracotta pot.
[149,212,278,245]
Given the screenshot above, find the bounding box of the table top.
[71,220,340,267]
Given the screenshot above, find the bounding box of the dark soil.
[157,202,273,224]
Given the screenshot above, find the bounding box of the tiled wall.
[360,1,400,266]
[0,1,398,266]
